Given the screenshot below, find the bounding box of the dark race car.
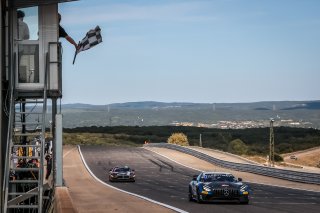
[189,172,249,204]
[108,166,135,182]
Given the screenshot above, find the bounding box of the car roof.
[202,172,233,175]
[113,166,130,169]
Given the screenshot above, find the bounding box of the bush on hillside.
[228,139,248,155]
[167,133,189,146]
[274,153,284,162]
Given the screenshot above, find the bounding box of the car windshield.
[202,174,236,182]
[114,167,130,173]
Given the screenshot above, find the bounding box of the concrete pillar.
[55,114,63,186]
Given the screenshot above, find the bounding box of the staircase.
[4,97,48,213]
[3,48,53,212]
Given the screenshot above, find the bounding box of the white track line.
[77,145,188,213]
[144,147,320,193]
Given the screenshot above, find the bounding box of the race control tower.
[0,1,78,212]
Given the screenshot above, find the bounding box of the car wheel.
[188,187,193,202]
[239,197,249,204]
[196,189,203,204]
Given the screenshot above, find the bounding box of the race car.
[108,166,135,182]
[189,172,249,204]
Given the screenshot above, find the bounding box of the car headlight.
[203,185,211,192]
[240,185,249,194]
[240,185,246,191]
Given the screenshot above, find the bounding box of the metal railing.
[145,143,320,185]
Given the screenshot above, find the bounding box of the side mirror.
[238,178,243,182]
[132,169,135,172]
[192,175,198,181]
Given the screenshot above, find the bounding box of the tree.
[167,133,189,146]
[228,139,248,155]
[277,143,293,153]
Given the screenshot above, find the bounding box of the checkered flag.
[73,26,102,64]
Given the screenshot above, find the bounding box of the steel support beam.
[0,1,5,211]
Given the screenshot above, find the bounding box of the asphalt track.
[80,146,320,213]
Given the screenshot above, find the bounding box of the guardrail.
[145,143,320,185]
[188,146,260,165]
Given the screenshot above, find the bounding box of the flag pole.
[72,50,78,65]
[73,42,80,65]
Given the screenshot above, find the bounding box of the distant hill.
[57,100,320,128]
[61,100,320,110]
[281,102,320,110]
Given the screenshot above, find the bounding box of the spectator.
[17,10,29,40]
[45,154,52,180]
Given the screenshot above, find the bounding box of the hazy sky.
[58,0,320,105]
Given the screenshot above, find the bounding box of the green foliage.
[63,133,141,147]
[228,139,248,155]
[63,126,320,156]
[167,133,189,146]
[277,143,293,153]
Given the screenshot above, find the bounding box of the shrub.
[167,133,189,146]
[228,139,248,155]
[274,153,284,162]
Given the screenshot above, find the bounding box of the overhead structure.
[0,0,78,212]
[11,0,77,8]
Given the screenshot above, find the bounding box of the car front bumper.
[199,190,249,202]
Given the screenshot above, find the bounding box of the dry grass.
[283,147,320,168]
[243,155,268,164]
[244,147,320,168]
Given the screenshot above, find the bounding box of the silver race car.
[108,166,135,182]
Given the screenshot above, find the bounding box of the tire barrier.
[145,143,320,185]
